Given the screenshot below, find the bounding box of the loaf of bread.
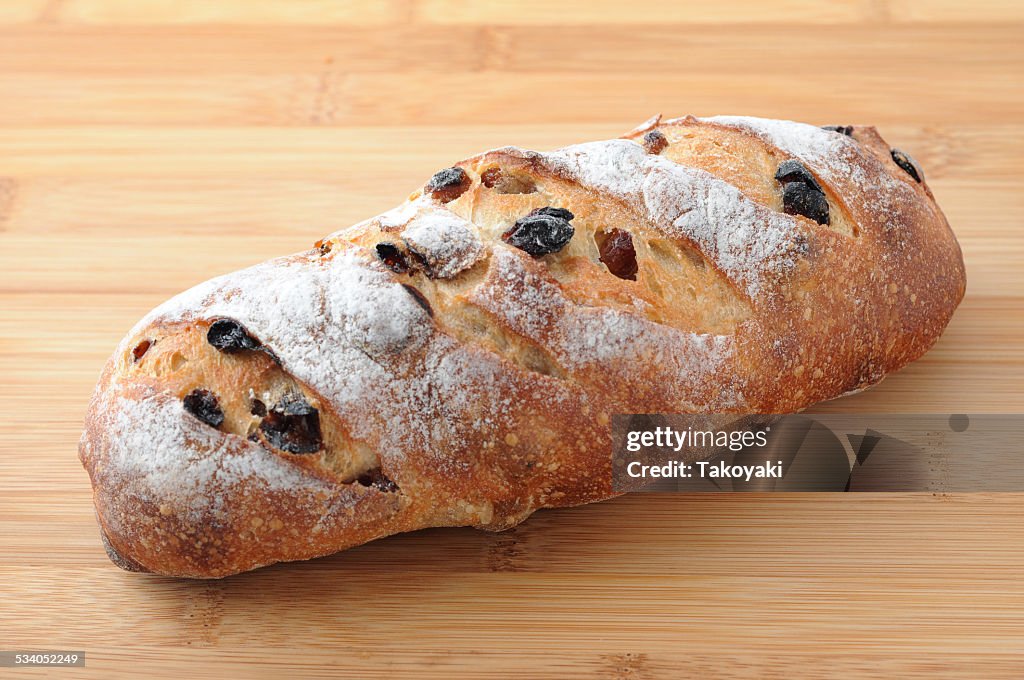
[79,115,966,578]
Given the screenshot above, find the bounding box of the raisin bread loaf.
[79,115,966,578]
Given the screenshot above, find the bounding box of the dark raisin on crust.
[132,339,151,362]
[402,240,451,281]
[781,183,830,225]
[425,166,471,203]
[376,242,409,274]
[597,228,639,280]
[642,129,669,155]
[183,389,225,429]
[891,148,923,183]
[501,208,575,257]
[401,284,433,316]
[404,245,432,276]
[250,398,267,417]
[480,167,501,188]
[357,467,399,492]
[207,319,261,354]
[315,239,333,256]
[259,393,322,454]
[774,159,823,192]
[774,160,830,225]
[529,206,575,221]
[821,125,854,137]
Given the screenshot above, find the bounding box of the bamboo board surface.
[1,1,1023,678]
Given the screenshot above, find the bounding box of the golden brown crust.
[79,115,965,577]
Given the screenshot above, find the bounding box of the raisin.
[425,166,470,203]
[250,399,266,417]
[642,129,668,155]
[782,182,830,225]
[774,159,823,192]
[529,206,575,221]
[891,148,923,183]
[259,393,322,454]
[480,167,502,188]
[132,339,151,363]
[316,239,332,256]
[401,284,433,317]
[775,160,830,225]
[376,242,409,274]
[821,125,854,137]
[183,389,224,429]
[404,245,430,273]
[501,208,575,257]
[597,228,638,280]
[357,468,399,492]
[207,319,261,354]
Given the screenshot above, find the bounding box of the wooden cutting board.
[2,1,1022,677]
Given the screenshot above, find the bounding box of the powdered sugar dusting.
[646,163,803,296]
[470,247,742,409]
[141,249,430,361]
[105,392,330,525]
[703,116,846,169]
[701,115,908,210]
[399,207,485,279]
[472,246,564,340]
[115,245,586,487]
[545,139,804,297]
[549,140,648,203]
[148,249,429,427]
[375,195,430,231]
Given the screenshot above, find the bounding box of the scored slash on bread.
[79,115,966,578]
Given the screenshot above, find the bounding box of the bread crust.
[79,115,966,577]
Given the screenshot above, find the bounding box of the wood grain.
[1,1,1022,677]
